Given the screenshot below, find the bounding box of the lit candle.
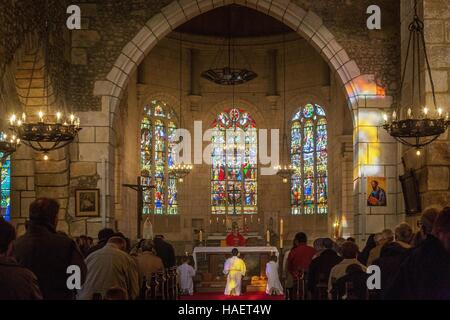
[407,108,412,118]
[423,107,429,116]
[383,113,388,122]
[199,230,203,242]
[22,113,26,122]
[56,112,62,122]
[280,219,284,236]
[392,111,397,119]
[438,108,443,117]
[9,114,16,125]
[70,114,75,124]
[38,111,44,122]
[266,229,270,244]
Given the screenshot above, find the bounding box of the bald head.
[108,236,127,251]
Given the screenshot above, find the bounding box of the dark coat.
[307,249,343,295]
[0,257,42,300]
[333,270,369,300]
[372,242,410,299]
[13,221,87,300]
[385,236,450,300]
[154,238,176,269]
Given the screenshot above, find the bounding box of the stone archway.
[94,0,384,118]
[91,0,397,241]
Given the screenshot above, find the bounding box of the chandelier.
[0,131,20,162]
[383,0,449,155]
[169,164,193,183]
[8,2,81,161]
[9,112,81,160]
[201,7,257,86]
[275,36,295,183]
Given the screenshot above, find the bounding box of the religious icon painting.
[367,177,387,207]
[75,189,100,217]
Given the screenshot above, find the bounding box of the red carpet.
[179,292,285,301]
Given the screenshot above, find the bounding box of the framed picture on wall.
[367,177,387,207]
[75,189,100,217]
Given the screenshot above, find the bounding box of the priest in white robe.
[223,248,246,296]
[177,256,196,295]
[265,256,284,295]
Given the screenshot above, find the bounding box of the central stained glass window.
[291,103,328,215]
[140,100,178,215]
[211,108,257,215]
[0,155,11,221]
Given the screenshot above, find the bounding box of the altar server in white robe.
[177,256,196,295]
[223,248,246,296]
[265,255,284,295]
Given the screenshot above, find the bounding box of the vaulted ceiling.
[175,4,293,38]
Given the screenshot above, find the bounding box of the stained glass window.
[140,100,178,215]
[291,104,328,215]
[0,155,11,221]
[211,108,257,215]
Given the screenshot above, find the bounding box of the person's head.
[433,208,450,253]
[419,207,440,236]
[107,236,127,252]
[395,223,413,243]
[231,248,239,256]
[346,237,356,243]
[364,234,377,249]
[269,254,277,263]
[322,238,334,250]
[294,232,307,246]
[345,263,364,275]
[371,180,379,190]
[313,238,324,251]
[104,287,128,300]
[382,229,394,242]
[341,241,359,259]
[98,228,115,242]
[29,198,60,227]
[182,256,189,264]
[141,239,154,253]
[0,217,16,256]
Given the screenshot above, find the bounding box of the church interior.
[0,0,450,301]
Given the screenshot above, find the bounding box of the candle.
[70,114,75,124]
[199,230,203,242]
[22,113,26,122]
[280,219,284,236]
[280,238,284,250]
[407,108,412,118]
[382,113,388,122]
[56,112,62,122]
[38,111,44,122]
[266,229,270,244]
[423,107,429,116]
[9,114,16,125]
[438,108,443,117]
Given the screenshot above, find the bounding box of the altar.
[192,246,279,293]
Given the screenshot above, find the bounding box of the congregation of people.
[0,198,184,300]
[283,207,450,300]
[1,197,449,300]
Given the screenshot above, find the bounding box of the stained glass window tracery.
[140,100,178,215]
[291,103,328,215]
[0,155,11,221]
[211,108,257,215]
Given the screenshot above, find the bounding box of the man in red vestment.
[226,223,246,247]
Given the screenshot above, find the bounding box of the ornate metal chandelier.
[201,6,257,86]
[9,2,81,161]
[275,36,295,183]
[9,112,81,160]
[0,131,20,162]
[383,0,449,155]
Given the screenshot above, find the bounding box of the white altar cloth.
[192,246,279,271]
